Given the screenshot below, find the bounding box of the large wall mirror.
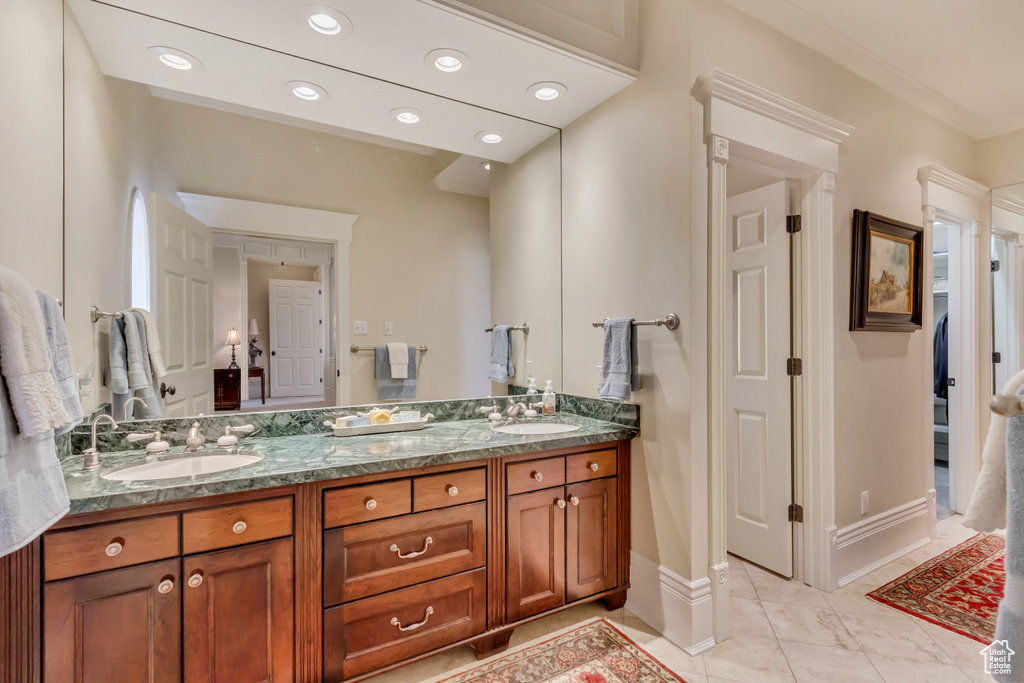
[63,0,562,421]
[990,183,1024,393]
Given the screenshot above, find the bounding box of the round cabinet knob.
[366,499,378,511]
[157,579,174,594]
[105,541,123,557]
[557,499,566,509]
[532,472,543,482]
[570,496,580,506]
[590,463,599,472]
[187,573,203,588]
[232,521,247,534]
[447,485,459,497]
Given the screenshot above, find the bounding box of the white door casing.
[991,233,1018,391]
[151,193,214,417]
[725,181,793,577]
[269,279,322,398]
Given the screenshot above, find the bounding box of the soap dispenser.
[542,380,556,416]
[526,377,538,394]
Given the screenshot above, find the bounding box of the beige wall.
[212,246,243,370]
[246,262,319,394]
[977,128,1024,189]
[63,6,156,414]
[489,132,562,393]
[0,0,63,294]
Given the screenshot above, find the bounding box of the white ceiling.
[721,0,1024,139]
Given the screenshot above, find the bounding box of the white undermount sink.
[102,452,264,482]
[494,422,581,435]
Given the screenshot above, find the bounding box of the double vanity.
[39,396,637,682]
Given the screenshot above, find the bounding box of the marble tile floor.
[365,515,998,683]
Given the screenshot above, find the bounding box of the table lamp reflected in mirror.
[248,318,262,368]
[226,327,242,369]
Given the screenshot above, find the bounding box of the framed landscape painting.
[850,210,923,332]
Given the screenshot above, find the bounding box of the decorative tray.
[322,414,433,437]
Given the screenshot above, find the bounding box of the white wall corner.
[626,552,715,655]
[830,497,932,587]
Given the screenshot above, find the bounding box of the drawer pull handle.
[532,472,543,482]
[391,606,434,632]
[557,499,566,509]
[187,572,203,588]
[157,579,174,594]
[570,496,580,506]
[232,521,247,534]
[447,485,459,497]
[390,536,433,559]
[366,498,378,511]
[590,462,599,472]
[105,541,123,557]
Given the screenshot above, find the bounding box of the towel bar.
[592,313,679,331]
[90,306,124,323]
[485,323,529,333]
[350,345,428,353]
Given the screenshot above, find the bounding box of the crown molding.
[432,177,490,198]
[696,69,854,145]
[178,193,356,243]
[917,166,989,200]
[717,0,986,139]
[993,194,1024,218]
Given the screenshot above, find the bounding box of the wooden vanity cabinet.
[566,478,618,601]
[506,487,566,621]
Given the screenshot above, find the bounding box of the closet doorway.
[932,222,952,520]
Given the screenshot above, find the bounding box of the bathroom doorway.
[932,221,952,520]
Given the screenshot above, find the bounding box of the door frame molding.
[918,167,990,524]
[698,70,852,643]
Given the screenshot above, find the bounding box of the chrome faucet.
[506,400,528,418]
[122,396,147,420]
[184,421,207,452]
[83,414,118,471]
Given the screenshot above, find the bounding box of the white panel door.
[269,279,322,398]
[151,193,214,417]
[992,234,1018,392]
[725,181,793,577]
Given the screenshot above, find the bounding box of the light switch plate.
[353,321,368,335]
[384,321,394,336]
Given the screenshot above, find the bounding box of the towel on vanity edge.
[0,267,70,437]
[36,292,83,436]
[374,345,417,401]
[0,340,70,556]
[488,326,514,383]
[600,318,639,402]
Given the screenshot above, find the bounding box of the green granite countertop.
[63,413,637,514]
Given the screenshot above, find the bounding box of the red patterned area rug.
[437,619,687,683]
[867,533,1005,643]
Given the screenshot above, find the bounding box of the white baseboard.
[830,497,932,587]
[626,552,716,655]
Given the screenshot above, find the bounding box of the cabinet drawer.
[506,457,565,495]
[44,516,179,581]
[324,502,486,606]
[324,479,412,529]
[182,497,292,554]
[413,468,486,511]
[566,448,618,483]
[324,569,486,681]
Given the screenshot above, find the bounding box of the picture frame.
[850,209,923,332]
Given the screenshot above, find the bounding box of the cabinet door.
[44,558,181,683]
[183,538,294,683]
[506,487,565,622]
[566,478,618,602]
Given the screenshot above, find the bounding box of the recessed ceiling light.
[390,107,424,124]
[476,131,503,144]
[528,81,568,101]
[481,162,491,171]
[147,46,202,72]
[425,48,469,74]
[284,81,328,102]
[296,6,353,38]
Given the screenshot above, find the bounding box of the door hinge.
[994,351,1003,364]
[319,289,322,295]
[786,215,802,234]
[788,504,804,523]
[320,378,323,383]
[787,358,802,376]
[992,260,1001,272]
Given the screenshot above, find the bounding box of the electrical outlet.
[384,321,394,336]
[353,321,367,335]
[861,491,869,515]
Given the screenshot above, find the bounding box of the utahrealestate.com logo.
[981,640,1015,676]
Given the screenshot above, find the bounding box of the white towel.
[387,343,409,379]
[130,308,167,378]
[964,368,1024,532]
[0,267,70,437]
[36,292,83,436]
